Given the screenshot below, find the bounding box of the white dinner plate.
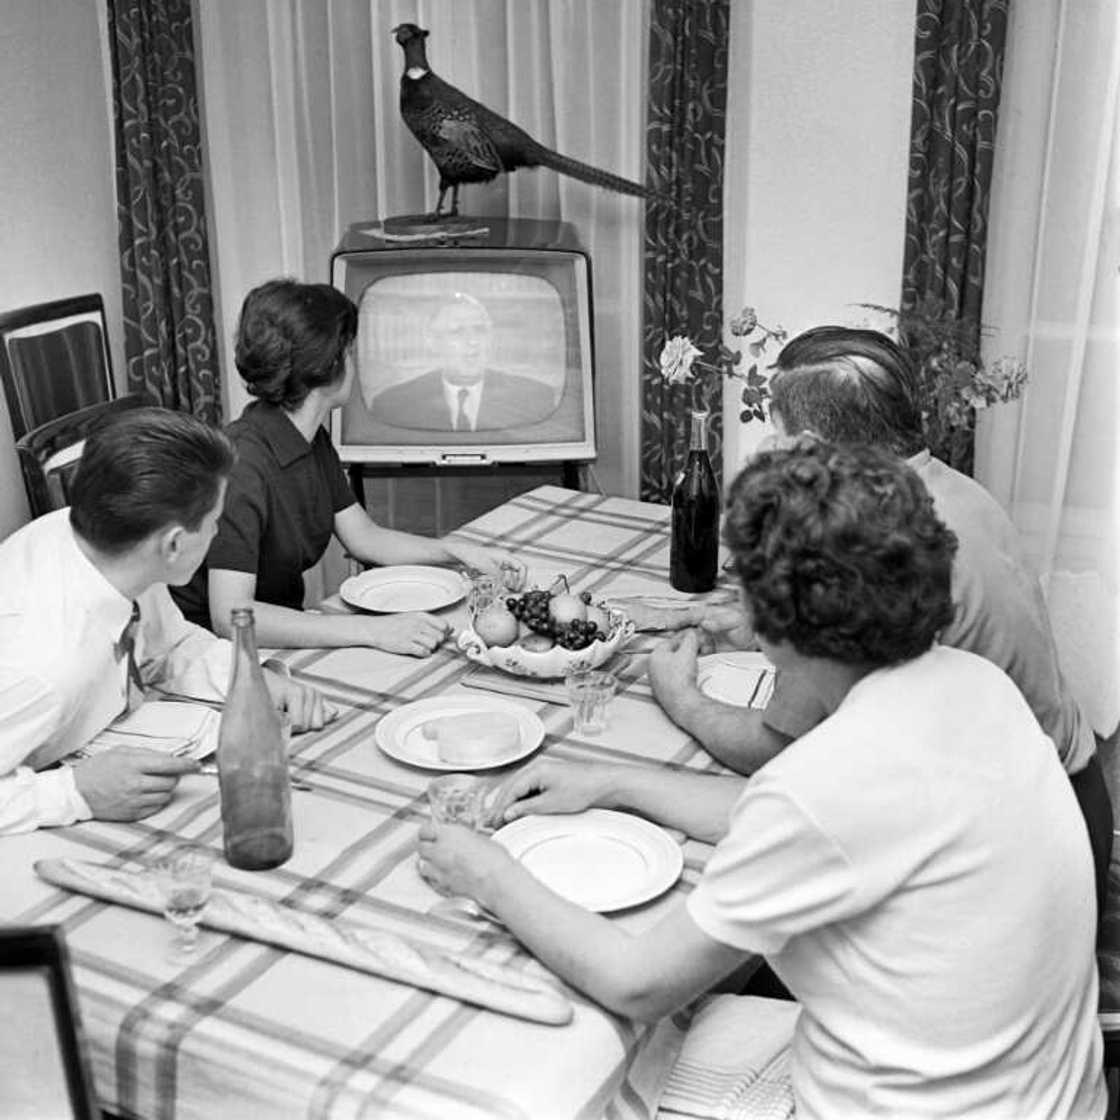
[339,565,468,613]
[696,651,775,708]
[492,810,684,912]
[374,695,545,771]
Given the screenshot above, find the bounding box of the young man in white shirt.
[0,407,331,834]
[417,441,1105,1119]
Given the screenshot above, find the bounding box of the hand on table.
[647,630,707,722]
[357,612,451,657]
[263,669,336,732]
[72,747,200,821]
[416,821,514,902]
[486,759,612,826]
[444,541,527,592]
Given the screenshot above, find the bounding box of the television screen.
[330,229,596,467]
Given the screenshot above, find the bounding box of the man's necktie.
[455,387,470,431]
[114,601,145,712]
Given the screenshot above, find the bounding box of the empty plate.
[374,695,545,771]
[339,565,468,613]
[696,651,775,708]
[492,810,684,912]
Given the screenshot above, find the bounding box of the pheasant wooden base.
[380,213,491,241]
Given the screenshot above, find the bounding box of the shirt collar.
[244,401,314,468]
[906,448,933,471]
[59,512,136,636]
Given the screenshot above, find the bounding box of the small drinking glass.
[427,773,491,829]
[467,574,500,619]
[565,669,617,735]
[154,847,214,960]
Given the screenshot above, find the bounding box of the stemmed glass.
[154,847,214,960]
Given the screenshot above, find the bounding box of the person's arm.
[648,631,793,774]
[488,758,747,844]
[333,504,526,588]
[418,825,746,1020]
[207,567,450,656]
[0,671,197,834]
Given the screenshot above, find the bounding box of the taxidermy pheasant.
[393,22,652,218]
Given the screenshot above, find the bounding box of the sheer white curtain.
[194,0,648,500]
[977,0,1120,736]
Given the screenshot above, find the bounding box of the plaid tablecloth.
[2,486,741,1120]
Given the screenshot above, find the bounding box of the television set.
[329,219,597,468]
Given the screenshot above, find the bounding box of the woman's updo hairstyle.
[234,278,358,410]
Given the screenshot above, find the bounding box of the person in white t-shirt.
[0,407,332,835]
[417,440,1105,1119]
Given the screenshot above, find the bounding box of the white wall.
[0,0,122,539]
[722,0,915,478]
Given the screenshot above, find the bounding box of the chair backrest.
[0,925,101,1120]
[0,294,115,442]
[16,394,151,519]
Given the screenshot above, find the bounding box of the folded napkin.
[76,701,219,761]
[657,995,798,1120]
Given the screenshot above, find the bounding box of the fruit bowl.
[457,608,635,680]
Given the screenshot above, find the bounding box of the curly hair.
[70,407,235,554]
[234,278,358,410]
[770,326,925,458]
[724,439,957,665]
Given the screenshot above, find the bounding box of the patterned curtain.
[107,0,221,424]
[640,0,730,504]
[901,0,1009,469]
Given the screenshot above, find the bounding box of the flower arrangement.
[658,307,788,423]
[860,295,1029,470]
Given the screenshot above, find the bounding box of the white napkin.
[77,701,219,761]
[657,994,799,1120]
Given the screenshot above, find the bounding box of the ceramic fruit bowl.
[458,608,635,680]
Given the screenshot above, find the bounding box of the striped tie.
[455,387,470,431]
[115,601,145,712]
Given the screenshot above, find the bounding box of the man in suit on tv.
[371,293,557,432]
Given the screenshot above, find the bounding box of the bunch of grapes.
[506,590,554,636]
[554,617,604,651]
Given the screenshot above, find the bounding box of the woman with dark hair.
[417,441,1104,1118]
[173,279,525,654]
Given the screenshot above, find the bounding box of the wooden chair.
[0,925,102,1119]
[16,394,151,518]
[0,293,115,441]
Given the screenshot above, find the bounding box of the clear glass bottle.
[669,410,719,593]
[216,608,293,870]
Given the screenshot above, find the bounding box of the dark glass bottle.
[217,608,293,870]
[670,410,719,593]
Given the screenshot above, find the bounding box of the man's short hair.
[69,407,235,554]
[724,439,956,665]
[235,278,358,410]
[770,326,925,457]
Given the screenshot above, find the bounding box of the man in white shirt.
[0,407,331,835]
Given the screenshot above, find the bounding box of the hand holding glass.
[155,847,213,959]
[425,775,493,918]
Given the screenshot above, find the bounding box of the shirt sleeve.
[135,585,231,701]
[687,782,858,956]
[761,668,831,741]
[0,670,93,833]
[206,453,269,574]
[0,767,93,835]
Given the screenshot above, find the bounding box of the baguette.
[35,857,572,1026]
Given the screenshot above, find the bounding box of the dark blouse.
[172,402,357,629]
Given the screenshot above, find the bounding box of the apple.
[549,592,587,627]
[474,603,519,647]
[519,632,555,653]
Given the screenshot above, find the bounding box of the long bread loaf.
[35,858,572,1026]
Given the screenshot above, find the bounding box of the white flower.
[659,336,703,385]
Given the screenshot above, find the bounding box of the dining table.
[1,484,759,1120]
